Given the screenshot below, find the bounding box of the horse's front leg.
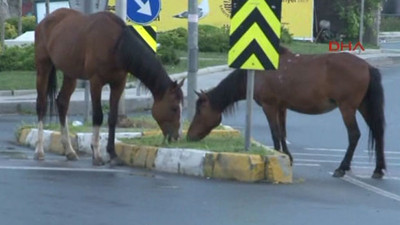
[333,106,360,177]
[90,80,105,166]
[107,80,126,166]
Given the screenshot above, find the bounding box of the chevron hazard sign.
[131,25,158,53]
[228,0,282,70]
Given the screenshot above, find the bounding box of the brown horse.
[34,8,184,165]
[187,47,386,179]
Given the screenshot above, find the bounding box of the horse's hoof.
[33,152,45,161]
[332,169,346,178]
[109,157,124,167]
[372,171,384,179]
[92,157,105,166]
[66,152,79,161]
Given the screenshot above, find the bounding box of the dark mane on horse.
[206,69,247,114]
[115,26,173,99]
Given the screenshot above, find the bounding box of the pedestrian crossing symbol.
[228,0,282,70]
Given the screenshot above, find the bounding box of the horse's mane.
[115,25,172,98]
[206,69,247,114]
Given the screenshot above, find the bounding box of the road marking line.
[293,152,400,160]
[0,165,129,173]
[304,147,400,155]
[305,147,346,152]
[333,173,400,202]
[355,175,400,181]
[296,158,400,166]
[293,163,320,167]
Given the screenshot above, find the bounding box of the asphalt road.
[1,63,400,224]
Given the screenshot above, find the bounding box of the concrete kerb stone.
[17,128,293,184]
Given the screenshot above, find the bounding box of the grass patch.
[0,71,36,90]
[282,41,330,54]
[120,132,271,156]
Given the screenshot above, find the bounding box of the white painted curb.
[154,148,211,177]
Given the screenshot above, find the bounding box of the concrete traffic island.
[17,128,292,183]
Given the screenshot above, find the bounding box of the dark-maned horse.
[35,8,184,165]
[187,47,386,179]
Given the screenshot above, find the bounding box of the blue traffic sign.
[127,0,161,25]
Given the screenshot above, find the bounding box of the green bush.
[157,45,180,65]
[198,25,229,52]
[380,16,400,31]
[0,45,35,71]
[6,16,37,33]
[280,26,293,44]
[158,25,230,53]
[158,27,188,51]
[0,22,18,39]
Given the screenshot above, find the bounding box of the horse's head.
[152,79,185,142]
[187,90,222,141]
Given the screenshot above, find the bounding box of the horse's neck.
[208,70,247,112]
[129,61,172,99]
[118,26,172,99]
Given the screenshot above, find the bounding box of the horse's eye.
[171,106,179,113]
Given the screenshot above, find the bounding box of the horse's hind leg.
[56,76,79,160]
[34,59,53,160]
[358,103,385,179]
[333,106,360,177]
[89,79,105,166]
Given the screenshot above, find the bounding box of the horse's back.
[35,8,126,78]
[256,51,372,114]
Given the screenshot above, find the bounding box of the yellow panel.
[228,23,280,69]
[241,54,263,70]
[133,25,157,52]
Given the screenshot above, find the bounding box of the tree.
[0,0,9,53]
[334,0,382,44]
[18,0,22,35]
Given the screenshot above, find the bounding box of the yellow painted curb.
[204,152,265,182]
[115,143,134,165]
[47,132,78,155]
[18,128,30,144]
[115,143,158,169]
[142,129,240,137]
[264,153,293,184]
[49,131,64,155]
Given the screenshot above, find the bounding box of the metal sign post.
[116,0,127,117]
[187,0,199,122]
[245,70,255,150]
[358,0,365,54]
[228,0,282,151]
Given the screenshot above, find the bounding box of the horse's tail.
[47,65,57,119]
[363,66,386,170]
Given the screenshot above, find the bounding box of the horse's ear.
[194,90,201,97]
[178,78,185,88]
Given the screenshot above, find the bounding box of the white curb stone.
[155,148,210,177]
[25,129,53,151]
[76,132,142,156]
